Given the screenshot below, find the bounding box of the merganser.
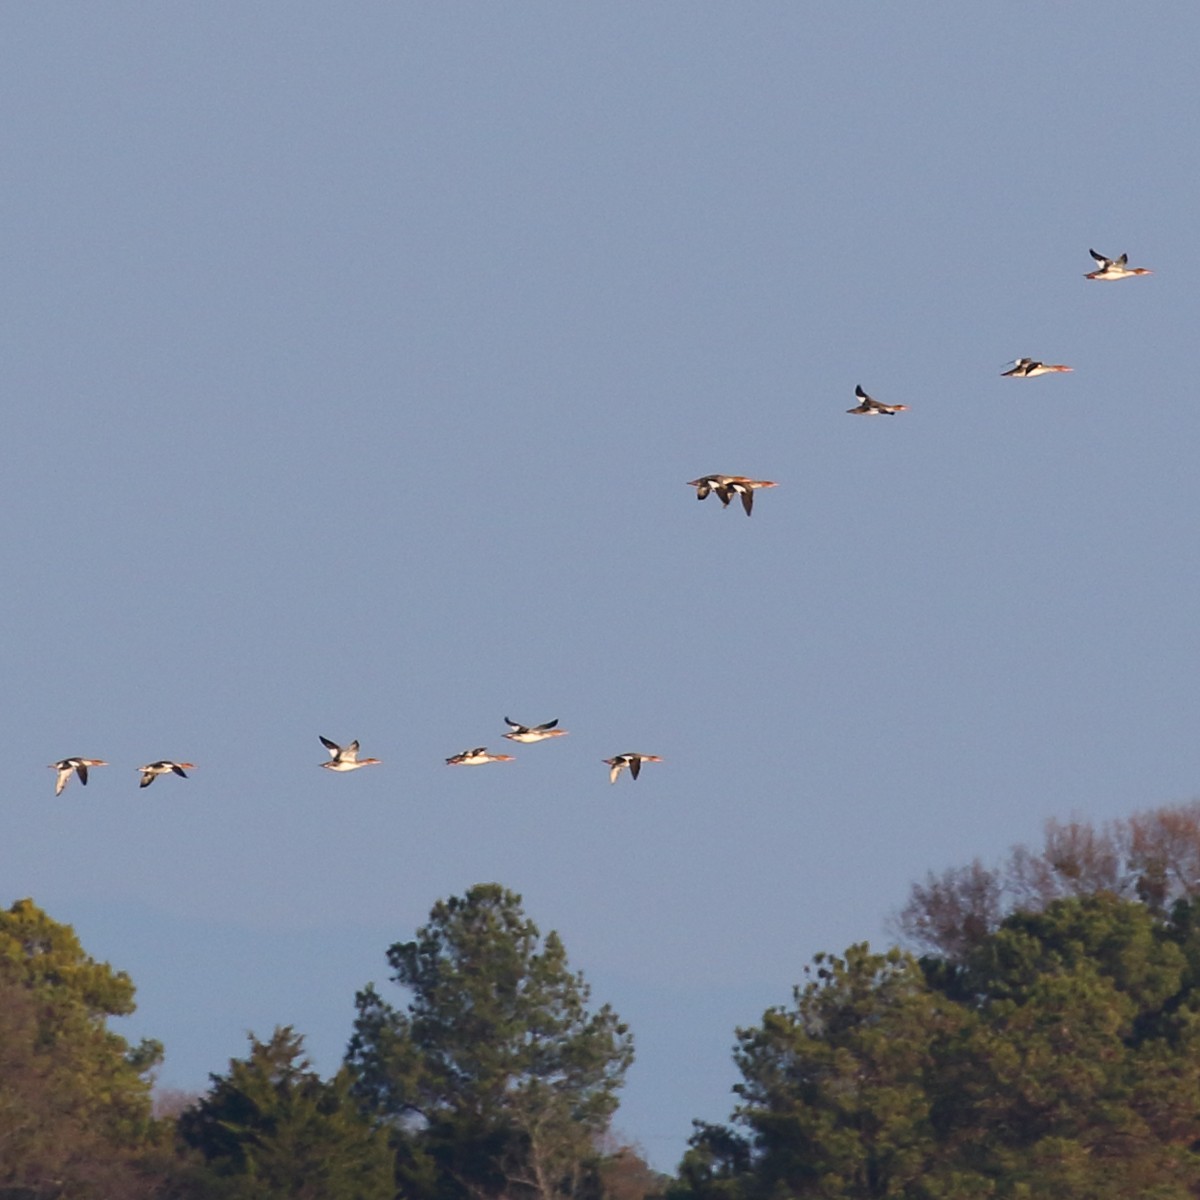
[1001,358,1073,378]
[846,385,909,415]
[1085,249,1152,281]
[502,717,568,743]
[49,757,107,796]
[137,761,195,788]
[446,747,515,766]
[602,753,663,784]
[686,475,777,516]
[319,736,382,771]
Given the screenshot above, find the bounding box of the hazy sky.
[4,3,1199,1170]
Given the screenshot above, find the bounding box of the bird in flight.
[602,753,663,784]
[502,717,568,743]
[1001,358,1073,377]
[137,760,195,788]
[49,757,107,796]
[319,736,382,771]
[1085,248,1152,281]
[846,384,909,415]
[687,475,777,516]
[446,747,515,766]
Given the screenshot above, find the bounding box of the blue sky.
[3,3,1199,1171]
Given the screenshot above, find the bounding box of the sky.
[3,2,1199,1172]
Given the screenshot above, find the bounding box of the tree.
[931,895,1200,1200]
[723,945,972,1200]
[588,1137,666,1200]
[676,896,1200,1200]
[0,897,165,1199]
[895,800,1200,960]
[175,1026,393,1199]
[346,883,635,1200]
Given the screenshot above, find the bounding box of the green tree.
[726,945,973,1200]
[678,896,1200,1200]
[0,897,164,1199]
[176,1026,393,1200]
[346,883,635,1200]
[937,896,1200,1200]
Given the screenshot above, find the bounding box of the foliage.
[895,800,1200,960]
[676,895,1200,1200]
[346,882,635,1200]
[728,945,969,1200]
[175,1026,393,1200]
[589,1138,668,1200]
[0,897,164,1199]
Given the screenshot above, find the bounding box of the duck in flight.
[1001,358,1073,377]
[1085,249,1152,281]
[846,385,909,415]
[49,757,107,796]
[137,760,195,788]
[602,753,663,784]
[687,475,777,516]
[502,718,568,744]
[446,747,515,766]
[319,736,382,772]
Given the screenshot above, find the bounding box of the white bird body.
[49,757,107,796]
[319,736,381,771]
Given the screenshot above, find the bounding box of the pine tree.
[347,883,635,1200]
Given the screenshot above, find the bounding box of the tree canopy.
[0,897,163,1199]
[896,799,1200,960]
[346,882,635,1200]
[175,1026,394,1200]
[23,809,1200,1200]
[676,892,1200,1200]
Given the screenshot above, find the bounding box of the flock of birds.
[47,722,663,795]
[686,247,1153,512]
[48,757,196,795]
[46,248,1150,800]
